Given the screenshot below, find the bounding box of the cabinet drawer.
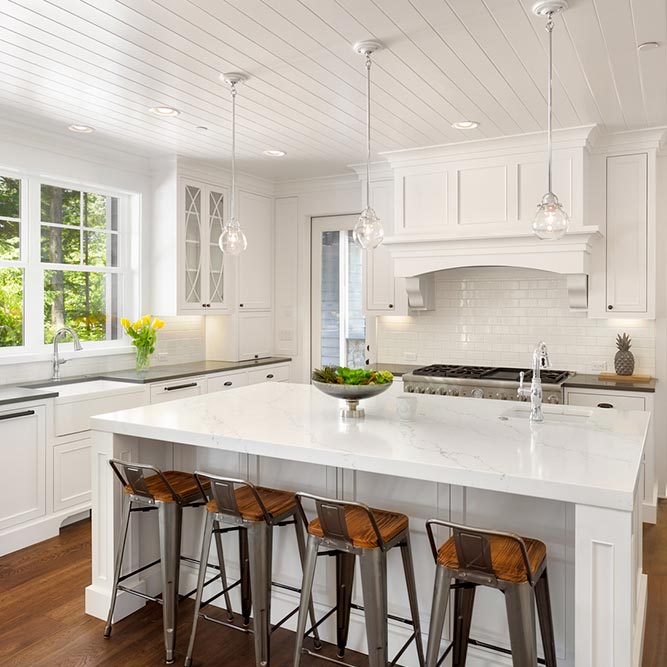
[248,365,289,385]
[150,378,205,404]
[207,371,249,393]
[566,390,645,411]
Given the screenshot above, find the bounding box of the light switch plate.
[591,361,607,372]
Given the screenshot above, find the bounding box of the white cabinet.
[248,363,290,384]
[207,371,249,393]
[605,154,650,316]
[0,403,46,532]
[150,376,206,404]
[180,180,232,313]
[565,387,656,522]
[237,190,273,311]
[53,435,91,511]
[239,312,273,361]
[207,363,290,393]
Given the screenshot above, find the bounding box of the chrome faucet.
[52,326,83,380]
[517,341,551,422]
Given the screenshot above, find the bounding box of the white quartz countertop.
[91,382,650,510]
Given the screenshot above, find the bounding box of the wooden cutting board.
[598,372,652,383]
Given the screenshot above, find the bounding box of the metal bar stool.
[185,472,321,667]
[104,459,233,665]
[292,493,425,667]
[424,519,557,667]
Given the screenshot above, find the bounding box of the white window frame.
[0,170,140,363]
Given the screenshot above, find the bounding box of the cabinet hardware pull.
[597,402,614,409]
[266,374,274,379]
[240,303,244,307]
[0,409,35,421]
[224,381,233,386]
[164,382,198,392]
[608,305,613,310]
[389,304,393,308]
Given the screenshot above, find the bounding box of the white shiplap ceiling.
[0,0,665,181]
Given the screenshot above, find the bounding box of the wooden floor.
[1,505,667,666]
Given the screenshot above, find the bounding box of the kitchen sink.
[501,407,593,424]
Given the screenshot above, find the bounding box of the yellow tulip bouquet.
[120,315,164,371]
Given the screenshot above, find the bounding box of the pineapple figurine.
[614,332,635,376]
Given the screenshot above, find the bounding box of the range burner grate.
[411,364,571,384]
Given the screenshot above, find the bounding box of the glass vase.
[135,345,151,372]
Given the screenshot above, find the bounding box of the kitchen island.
[86,382,649,667]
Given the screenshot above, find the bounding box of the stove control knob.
[447,388,459,397]
[405,385,415,393]
[518,394,528,402]
[416,387,426,394]
[425,387,435,394]
[471,388,484,399]
[547,394,560,404]
[436,387,447,395]
[496,392,507,400]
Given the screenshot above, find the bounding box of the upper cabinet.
[605,153,650,315]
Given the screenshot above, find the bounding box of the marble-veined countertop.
[91,382,649,510]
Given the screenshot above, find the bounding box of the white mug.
[396,394,417,421]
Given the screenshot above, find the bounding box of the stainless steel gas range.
[402,364,573,404]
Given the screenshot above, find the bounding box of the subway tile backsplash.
[377,268,655,375]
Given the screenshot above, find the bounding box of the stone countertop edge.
[563,374,656,393]
[0,387,59,407]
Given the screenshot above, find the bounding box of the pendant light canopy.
[532,1,569,241]
[353,40,384,250]
[219,72,248,256]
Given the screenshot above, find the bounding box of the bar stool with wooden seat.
[292,493,425,667]
[424,519,557,667]
[185,472,321,667]
[104,459,233,665]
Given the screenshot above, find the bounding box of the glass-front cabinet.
[179,180,231,313]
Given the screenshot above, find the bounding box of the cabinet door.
[248,364,290,384]
[54,437,91,511]
[150,378,205,404]
[566,390,645,411]
[207,371,249,393]
[207,188,228,311]
[181,182,205,311]
[238,191,273,310]
[606,154,648,314]
[0,405,46,531]
[238,312,272,361]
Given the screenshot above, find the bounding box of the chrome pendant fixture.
[353,40,384,250]
[532,1,569,241]
[219,73,248,255]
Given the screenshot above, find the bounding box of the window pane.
[0,267,23,347]
[41,226,80,264]
[82,191,118,230]
[84,231,117,267]
[0,219,20,261]
[0,177,20,219]
[41,185,80,225]
[44,270,118,343]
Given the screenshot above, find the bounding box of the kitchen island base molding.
[86,431,645,667]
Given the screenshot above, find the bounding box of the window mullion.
[24,176,43,350]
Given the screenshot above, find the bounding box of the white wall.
[376,267,655,375]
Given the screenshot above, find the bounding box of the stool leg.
[452,585,476,667]
[185,511,215,667]
[158,501,183,665]
[212,518,234,620]
[425,565,452,667]
[103,497,132,638]
[400,533,425,667]
[359,547,388,667]
[247,521,273,667]
[335,552,356,657]
[293,534,319,667]
[292,515,322,649]
[534,569,557,667]
[239,527,252,626]
[504,582,537,667]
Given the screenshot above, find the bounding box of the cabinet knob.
[365,359,370,365]
[240,303,244,308]
[608,305,613,310]
[388,304,394,309]
[598,402,614,409]
[224,381,233,387]
[266,373,274,379]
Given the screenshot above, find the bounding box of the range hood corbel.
[566,274,588,310]
[405,274,435,310]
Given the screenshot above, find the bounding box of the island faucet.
[517,341,551,422]
[52,326,83,381]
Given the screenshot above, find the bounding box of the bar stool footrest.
[436,638,548,666]
[117,584,163,604]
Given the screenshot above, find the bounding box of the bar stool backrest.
[195,471,273,523]
[295,492,386,550]
[108,458,178,502]
[426,518,535,586]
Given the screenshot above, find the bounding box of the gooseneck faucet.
[517,341,551,422]
[52,326,83,381]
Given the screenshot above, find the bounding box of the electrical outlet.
[591,361,607,372]
[157,352,168,362]
[279,329,293,342]
[404,351,417,361]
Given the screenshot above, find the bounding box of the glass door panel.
[208,190,225,306]
[183,185,202,304]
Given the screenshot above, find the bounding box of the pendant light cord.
[546,13,554,195]
[230,81,237,221]
[365,53,372,210]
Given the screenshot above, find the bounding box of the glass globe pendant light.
[219,73,248,255]
[532,1,569,240]
[353,41,384,250]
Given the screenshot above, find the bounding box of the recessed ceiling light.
[452,120,480,130]
[68,124,94,133]
[638,41,660,52]
[149,106,180,117]
[263,149,287,157]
